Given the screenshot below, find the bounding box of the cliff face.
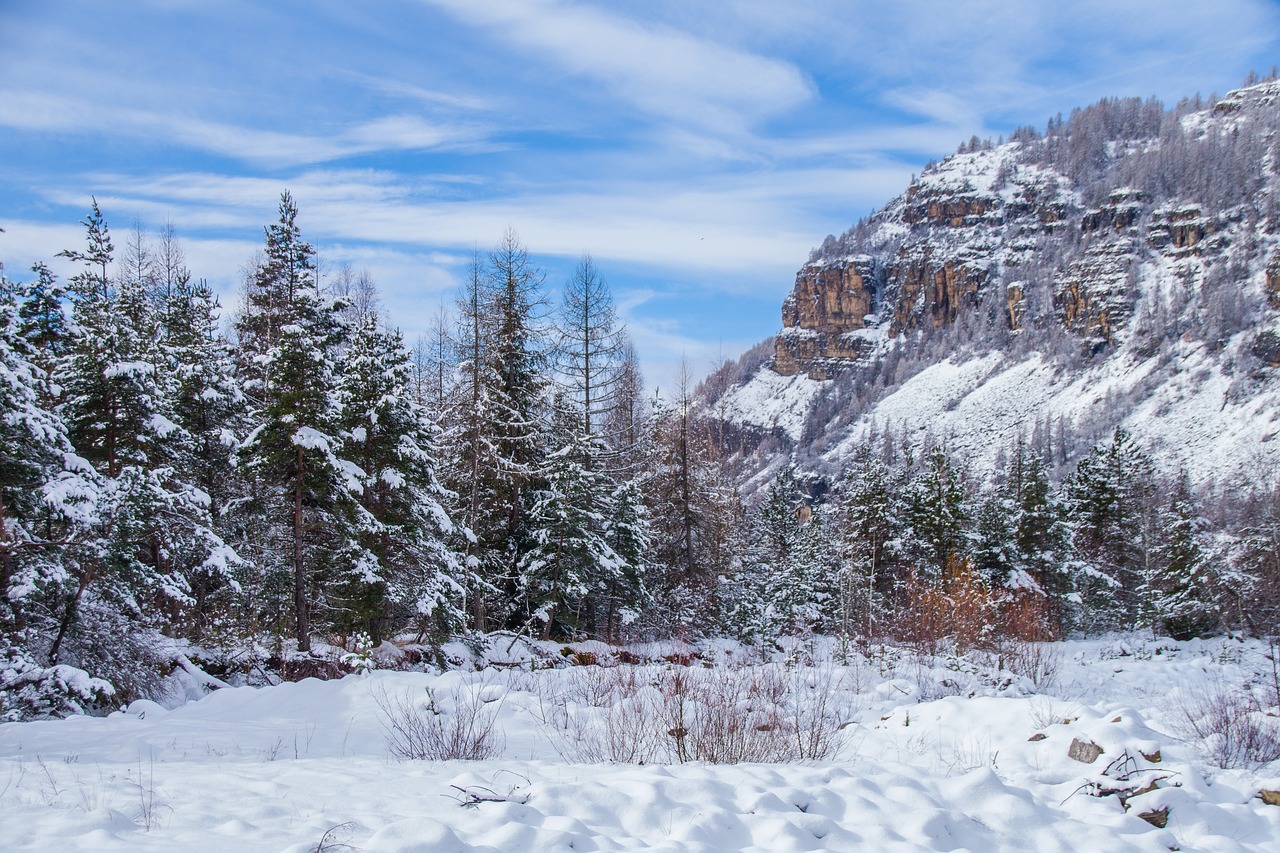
[773,145,1072,378]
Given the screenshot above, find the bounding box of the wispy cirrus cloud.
[0,90,497,167]
[421,0,815,132]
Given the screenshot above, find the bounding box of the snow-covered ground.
[1,635,1278,852]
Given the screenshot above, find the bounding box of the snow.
[291,427,331,452]
[716,370,826,441]
[1,635,1277,851]
[789,333,1280,486]
[147,414,181,438]
[103,361,155,379]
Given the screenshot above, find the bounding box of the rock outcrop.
[1054,240,1135,350]
[774,257,879,378]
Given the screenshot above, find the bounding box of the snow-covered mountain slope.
[714,79,1280,486]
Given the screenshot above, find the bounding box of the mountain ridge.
[711,76,1280,489]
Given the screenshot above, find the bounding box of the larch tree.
[556,254,625,451]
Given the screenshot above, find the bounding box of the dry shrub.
[899,558,999,653]
[669,667,792,764]
[1174,680,1280,769]
[543,662,852,765]
[374,684,504,761]
[999,592,1059,642]
[1002,640,1062,691]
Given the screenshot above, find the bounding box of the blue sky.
[2,0,1279,393]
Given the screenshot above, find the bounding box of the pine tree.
[835,452,904,640]
[517,412,622,639]
[905,446,969,580]
[442,250,500,630]
[556,254,625,446]
[602,338,647,471]
[746,462,805,636]
[1011,446,1073,630]
[48,207,238,673]
[1148,475,1220,639]
[17,262,69,391]
[0,285,109,717]
[970,487,1019,589]
[58,207,167,477]
[335,312,464,645]
[601,478,651,640]
[641,360,742,635]
[236,192,354,653]
[0,271,99,657]
[1064,428,1154,629]
[440,233,550,632]
[57,198,112,302]
[161,274,244,640]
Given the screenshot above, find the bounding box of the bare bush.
[374,685,504,761]
[1002,640,1062,691]
[789,662,854,761]
[677,667,792,764]
[1174,681,1280,769]
[552,668,665,764]
[659,664,851,764]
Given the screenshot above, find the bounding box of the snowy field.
[1,635,1278,852]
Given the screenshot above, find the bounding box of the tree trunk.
[49,568,93,664]
[294,445,310,652]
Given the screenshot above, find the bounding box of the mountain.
[711,77,1280,489]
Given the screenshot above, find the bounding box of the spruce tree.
[1064,428,1154,629]
[517,412,622,639]
[236,192,354,653]
[336,312,464,644]
[1148,475,1220,639]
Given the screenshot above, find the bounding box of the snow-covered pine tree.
[485,228,548,545]
[236,192,357,653]
[1010,444,1072,621]
[641,359,742,635]
[0,269,111,718]
[747,463,806,635]
[834,451,904,641]
[1064,428,1155,630]
[335,312,465,645]
[46,205,236,687]
[970,486,1020,590]
[601,477,650,640]
[57,207,165,477]
[442,250,502,631]
[17,262,69,396]
[1147,474,1221,639]
[904,445,969,581]
[517,404,623,639]
[158,270,245,641]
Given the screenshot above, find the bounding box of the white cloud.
[421,0,814,131]
[0,90,493,167]
[54,164,905,283]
